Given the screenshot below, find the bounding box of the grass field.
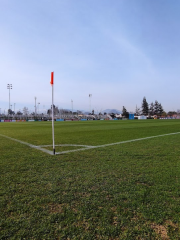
[0,119,180,239]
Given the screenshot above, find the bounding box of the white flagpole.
[51,72,55,155]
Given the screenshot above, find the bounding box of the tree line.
[140,97,164,116]
[122,97,165,117]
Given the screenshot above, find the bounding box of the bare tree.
[23,107,29,115]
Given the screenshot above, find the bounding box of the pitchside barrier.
[138,115,147,120]
[0,118,178,123]
[0,120,34,122]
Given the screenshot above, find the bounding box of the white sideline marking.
[38,144,92,147]
[0,134,54,155]
[0,132,180,155]
[55,132,180,155]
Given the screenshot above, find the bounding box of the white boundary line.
[55,131,180,155]
[0,134,54,155]
[38,144,92,147]
[1,132,180,155]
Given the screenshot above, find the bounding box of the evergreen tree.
[149,102,154,116]
[122,106,129,118]
[158,103,164,115]
[154,100,159,115]
[141,97,149,115]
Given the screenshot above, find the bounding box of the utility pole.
[71,99,73,117]
[89,94,92,114]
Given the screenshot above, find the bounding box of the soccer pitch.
[0,120,180,239]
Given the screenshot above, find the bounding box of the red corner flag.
[50,71,55,155]
[50,72,54,85]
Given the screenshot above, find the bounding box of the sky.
[1,0,180,114]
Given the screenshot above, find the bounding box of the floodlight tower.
[14,103,16,113]
[89,94,92,114]
[7,84,12,111]
[34,97,37,115]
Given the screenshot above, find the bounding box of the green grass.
[0,119,180,239]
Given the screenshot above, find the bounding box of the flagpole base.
[53,149,55,155]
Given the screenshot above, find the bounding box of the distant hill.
[103,109,122,114]
[62,109,122,115]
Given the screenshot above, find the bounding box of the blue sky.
[1,0,180,114]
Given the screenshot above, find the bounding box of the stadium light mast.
[34,97,37,115]
[14,103,16,113]
[89,94,92,114]
[7,84,12,111]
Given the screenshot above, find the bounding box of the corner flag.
[50,72,55,155]
[50,72,54,85]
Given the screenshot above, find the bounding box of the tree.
[149,102,154,116]
[158,103,164,115]
[8,109,13,115]
[51,105,59,115]
[167,111,177,117]
[122,106,129,118]
[23,107,29,115]
[141,97,149,115]
[47,109,51,116]
[47,105,59,116]
[150,100,164,116]
[134,105,140,116]
[154,100,159,115]
[110,113,116,119]
[17,111,22,115]
[161,111,167,117]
